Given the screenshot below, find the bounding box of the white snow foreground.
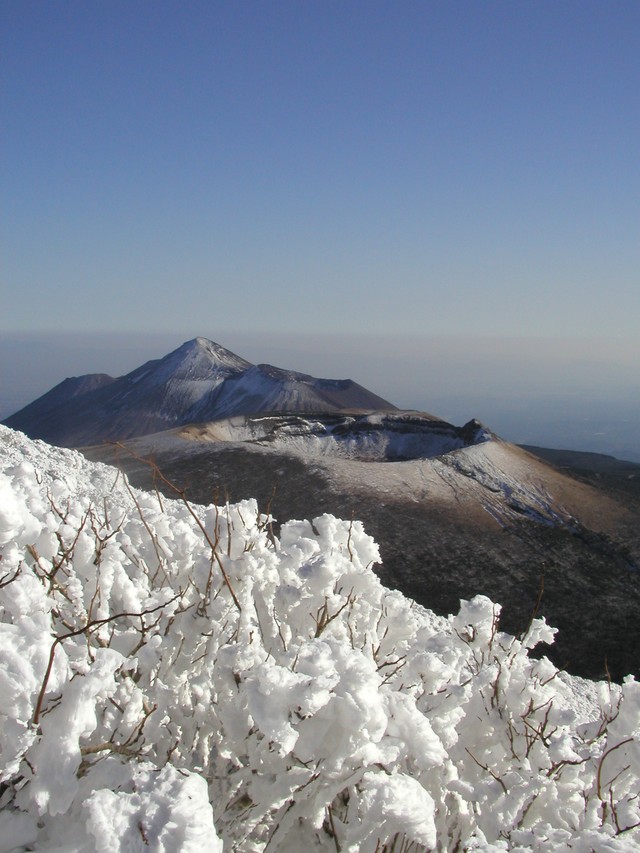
[0,426,639,853]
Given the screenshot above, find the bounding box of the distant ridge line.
[2,336,397,448]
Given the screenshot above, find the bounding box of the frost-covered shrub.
[0,424,639,852]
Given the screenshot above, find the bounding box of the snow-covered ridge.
[180,412,492,461]
[3,337,397,447]
[1,425,639,852]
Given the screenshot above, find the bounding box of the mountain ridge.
[3,337,396,447]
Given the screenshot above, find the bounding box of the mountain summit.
[3,337,396,447]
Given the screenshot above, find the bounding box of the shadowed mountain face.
[84,413,640,683]
[2,338,396,447]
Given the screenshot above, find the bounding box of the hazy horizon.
[2,330,639,462]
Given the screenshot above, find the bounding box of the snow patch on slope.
[440,442,577,528]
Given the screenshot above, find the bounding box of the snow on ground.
[1,424,639,852]
[176,413,487,461]
[119,415,589,533]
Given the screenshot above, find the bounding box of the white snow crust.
[200,413,477,460]
[1,424,639,852]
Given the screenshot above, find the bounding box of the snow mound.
[1,424,639,852]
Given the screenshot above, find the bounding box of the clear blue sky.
[2,0,639,337]
[1,1,639,457]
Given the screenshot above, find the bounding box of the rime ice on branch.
[0,425,639,852]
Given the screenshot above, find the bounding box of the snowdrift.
[0,425,639,852]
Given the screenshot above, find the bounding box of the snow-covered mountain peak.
[4,338,396,446]
[154,337,253,382]
[184,336,252,367]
